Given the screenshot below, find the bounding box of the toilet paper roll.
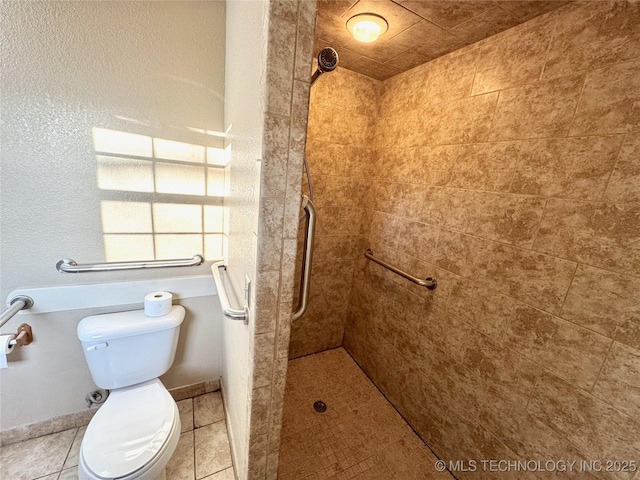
[0,334,16,369]
[144,292,173,317]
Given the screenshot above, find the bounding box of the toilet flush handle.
[86,342,108,351]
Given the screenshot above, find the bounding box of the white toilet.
[76,306,185,480]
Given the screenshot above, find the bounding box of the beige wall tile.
[604,133,640,204]
[477,240,577,314]
[528,371,640,464]
[571,58,640,136]
[533,199,640,277]
[512,135,625,200]
[266,15,296,117]
[472,21,553,95]
[593,342,640,422]
[561,265,640,351]
[447,277,516,338]
[506,304,612,389]
[450,142,521,191]
[465,191,546,247]
[544,3,640,80]
[435,92,499,145]
[490,74,584,140]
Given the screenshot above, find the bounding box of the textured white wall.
[0,1,226,430]
[222,1,269,477]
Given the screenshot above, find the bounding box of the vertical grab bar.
[292,195,316,322]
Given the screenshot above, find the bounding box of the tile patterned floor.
[278,348,454,480]
[0,391,234,480]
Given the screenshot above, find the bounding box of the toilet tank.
[77,305,185,389]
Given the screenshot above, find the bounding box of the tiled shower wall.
[289,67,380,358]
[338,2,640,477]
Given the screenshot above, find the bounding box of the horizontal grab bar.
[211,261,249,324]
[56,255,204,273]
[364,249,437,290]
[1,296,34,328]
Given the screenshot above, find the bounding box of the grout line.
[600,132,628,202]
[589,339,614,395]
[559,261,580,314]
[566,73,588,138]
[529,197,549,251]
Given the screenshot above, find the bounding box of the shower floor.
[278,348,453,480]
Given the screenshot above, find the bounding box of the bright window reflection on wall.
[93,127,229,262]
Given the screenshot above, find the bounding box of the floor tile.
[178,398,194,432]
[194,421,232,479]
[0,428,77,480]
[278,348,454,480]
[166,431,195,480]
[63,426,85,469]
[201,467,234,479]
[194,392,225,428]
[57,467,78,480]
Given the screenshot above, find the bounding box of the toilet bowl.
[77,306,185,480]
[78,379,181,480]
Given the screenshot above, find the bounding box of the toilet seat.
[80,379,179,479]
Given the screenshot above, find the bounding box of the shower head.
[311,47,339,85]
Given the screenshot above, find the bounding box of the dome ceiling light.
[346,13,389,43]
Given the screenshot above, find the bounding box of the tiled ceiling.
[314,0,569,80]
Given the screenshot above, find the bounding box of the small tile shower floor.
[0,391,234,480]
[278,348,453,480]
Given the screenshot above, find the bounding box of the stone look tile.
[62,426,85,470]
[512,135,625,200]
[450,141,521,191]
[0,429,76,480]
[571,58,640,136]
[506,304,612,389]
[472,20,553,95]
[604,133,640,204]
[266,14,295,117]
[533,198,640,277]
[166,431,195,480]
[528,371,640,464]
[490,74,584,140]
[194,421,233,479]
[170,382,206,402]
[177,399,194,433]
[435,92,499,145]
[252,332,276,388]
[451,5,523,45]
[562,265,640,351]
[194,392,225,429]
[202,467,235,480]
[447,277,516,338]
[58,468,78,480]
[465,191,547,247]
[476,240,577,314]
[593,342,640,422]
[544,2,640,79]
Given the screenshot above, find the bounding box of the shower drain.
[313,400,327,413]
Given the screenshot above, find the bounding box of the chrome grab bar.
[1,296,34,328]
[211,261,249,324]
[364,249,437,290]
[292,195,316,322]
[56,254,204,273]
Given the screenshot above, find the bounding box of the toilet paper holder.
[11,324,33,346]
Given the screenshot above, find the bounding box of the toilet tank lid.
[77,305,185,342]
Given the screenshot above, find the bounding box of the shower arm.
[292,195,316,322]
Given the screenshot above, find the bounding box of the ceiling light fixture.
[346,13,389,43]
